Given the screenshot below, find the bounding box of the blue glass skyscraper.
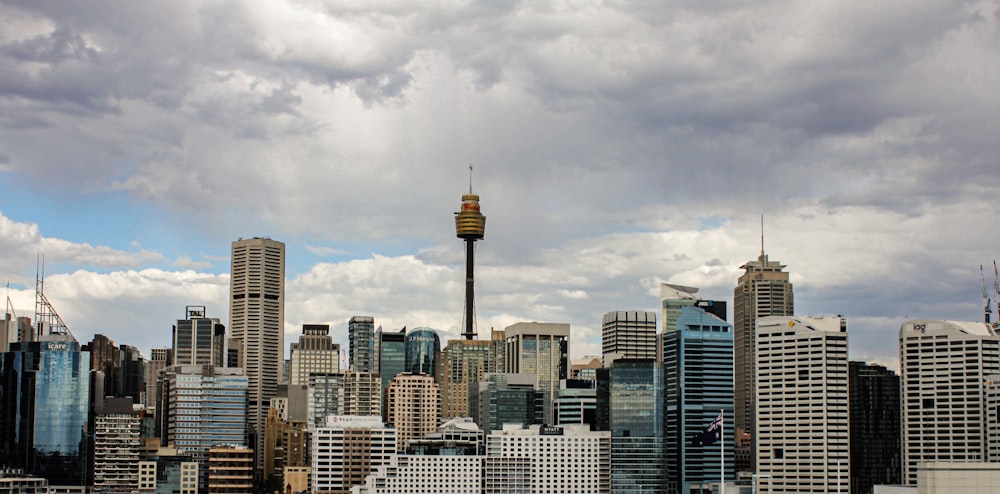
[404,327,440,377]
[663,305,735,494]
[379,328,407,392]
[597,359,665,494]
[0,338,91,486]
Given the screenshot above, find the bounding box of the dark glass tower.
[404,327,440,377]
[663,305,735,494]
[379,328,407,392]
[849,361,901,494]
[597,359,666,494]
[0,338,91,486]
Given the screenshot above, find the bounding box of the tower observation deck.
[455,168,485,340]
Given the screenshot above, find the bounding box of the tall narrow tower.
[455,167,485,340]
[229,236,285,478]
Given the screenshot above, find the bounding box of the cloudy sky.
[1,0,999,370]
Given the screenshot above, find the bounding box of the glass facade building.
[0,338,91,487]
[663,305,735,494]
[597,359,665,494]
[472,373,543,434]
[849,361,901,494]
[378,328,407,393]
[404,327,440,377]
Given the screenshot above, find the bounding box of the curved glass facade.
[404,328,440,377]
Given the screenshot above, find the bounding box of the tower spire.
[760,214,766,258]
[469,164,474,194]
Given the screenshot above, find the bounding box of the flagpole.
[720,409,725,494]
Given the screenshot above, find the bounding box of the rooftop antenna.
[981,265,991,325]
[469,164,474,195]
[760,215,764,256]
[34,254,73,340]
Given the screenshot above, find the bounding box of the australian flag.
[691,412,723,446]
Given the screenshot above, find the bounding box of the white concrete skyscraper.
[899,319,999,485]
[755,315,848,494]
[229,237,285,476]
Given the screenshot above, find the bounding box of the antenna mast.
[981,265,991,325]
[34,255,73,340]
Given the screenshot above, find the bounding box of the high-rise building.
[849,361,902,494]
[310,415,397,494]
[455,169,486,340]
[504,322,570,424]
[172,306,226,367]
[155,365,249,464]
[471,373,544,434]
[93,397,141,493]
[120,344,146,405]
[899,319,999,484]
[733,248,792,466]
[348,316,375,373]
[404,327,440,377]
[555,378,597,427]
[484,424,611,494]
[660,283,727,333]
[0,336,91,487]
[596,359,666,494]
[262,407,307,486]
[755,315,848,494]
[288,324,340,385]
[228,236,285,476]
[663,305,735,494]
[306,371,382,427]
[602,310,657,361]
[206,445,253,494]
[385,372,441,452]
[84,333,123,401]
[437,330,505,419]
[378,328,407,393]
[145,348,170,410]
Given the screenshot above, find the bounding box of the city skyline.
[2,2,1000,371]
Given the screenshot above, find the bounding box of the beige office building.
[310,415,396,494]
[289,324,341,385]
[436,330,505,419]
[755,315,848,494]
[504,322,570,424]
[734,249,793,472]
[386,373,441,452]
[229,237,285,475]
[900,320,999,484]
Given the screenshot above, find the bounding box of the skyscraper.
[755,315,848,494]
[505,322,570,424]
[404,327,440,377]
[733,247,792,462]
[601,310,657,361]
[172,306,226,367]
[348,316,375,373]
[849,361,901,494]
[229,237,285,476]
[437,330,505,419]
[899,319,999,484]
[0,336,91,487]
[471,373,544,434]
[385,373,441,452]
[596,359,666,494]
[663,305,735,494]
[288,324,340,386]
[378,327,407,390]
